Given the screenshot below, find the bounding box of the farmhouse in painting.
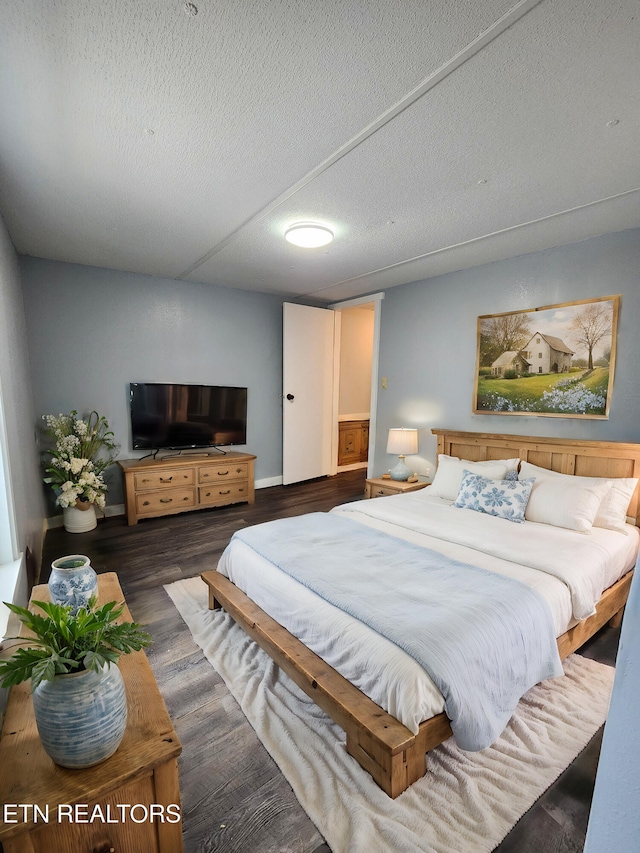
[490,351,531,376]
[521,332,574,374]
[491,332,574,376]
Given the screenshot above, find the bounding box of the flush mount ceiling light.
[284,222,334,248]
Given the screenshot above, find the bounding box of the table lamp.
[386,428,418,481]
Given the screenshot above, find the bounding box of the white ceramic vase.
[48,554,98,612]
[63,503,97,533]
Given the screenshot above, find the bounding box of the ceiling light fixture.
[284,222,334,248]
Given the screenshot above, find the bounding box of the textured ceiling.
[0,0,638,302]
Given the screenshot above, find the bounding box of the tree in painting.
[479,313,532,368]
[568,303,612,370]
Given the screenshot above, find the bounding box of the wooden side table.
[364,477,429,499]
[0,573,183,853]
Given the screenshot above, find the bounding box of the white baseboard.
[104,504,125,518]
[256,476,283,489]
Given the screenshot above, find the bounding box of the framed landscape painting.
[474,295,619,418]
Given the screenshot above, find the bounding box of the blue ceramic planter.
[32,664,127,768]
[48,554,98,612]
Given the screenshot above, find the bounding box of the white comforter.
[216,490,638,734]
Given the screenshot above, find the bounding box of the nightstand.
[364,477,429,499]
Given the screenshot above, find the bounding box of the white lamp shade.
[386,428,418,456]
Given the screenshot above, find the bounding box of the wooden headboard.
[432,429,640,527]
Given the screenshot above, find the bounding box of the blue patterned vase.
[48,554,98,612]
[32,664,128,768]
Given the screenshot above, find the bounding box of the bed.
[201,430,640,797]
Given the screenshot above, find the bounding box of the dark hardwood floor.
[38,469,619,853]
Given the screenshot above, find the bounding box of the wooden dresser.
[338,419,369,466]
[0,572,183,853]
[118,451,256,525]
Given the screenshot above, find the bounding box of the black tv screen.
[129,383,247,450]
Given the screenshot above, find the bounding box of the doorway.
[281,295,383,486]
[330,293,383,478]
[335,304,374,472]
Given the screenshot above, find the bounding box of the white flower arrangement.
[42,411,119,509]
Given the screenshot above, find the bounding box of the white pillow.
[465,456,520,473]
[430,455,510,501]
[522,470,610,533]
[519,461,638,535]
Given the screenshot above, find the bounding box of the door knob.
[286,393,294,401]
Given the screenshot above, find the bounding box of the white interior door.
[283,303,336,485]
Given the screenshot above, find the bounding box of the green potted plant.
[0,596,151,768]
[42,410,119,532]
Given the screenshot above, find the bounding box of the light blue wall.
[0,216,45,571]
[20,257,286,509]
[372,228,640,478]
[0,212,43,720]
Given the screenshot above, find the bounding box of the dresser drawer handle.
[160,477,173,483]
[143,500,150,506]
[219,489,231,495]
[375,489,385,496]
[160,497,173,504]
[217,470,229,476]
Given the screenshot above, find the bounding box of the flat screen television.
[129,382,247,450]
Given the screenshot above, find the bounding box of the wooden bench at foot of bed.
[200,568,633,799]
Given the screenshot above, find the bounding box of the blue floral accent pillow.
[453,470,536,523]
[504,470,519,481]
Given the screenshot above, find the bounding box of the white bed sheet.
[336,491,640,622]
[216,492,638,734]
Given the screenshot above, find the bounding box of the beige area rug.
[165,576,614,853]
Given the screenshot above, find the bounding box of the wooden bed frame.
[201,430,640,798]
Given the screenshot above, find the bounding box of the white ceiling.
[1,0,638,303]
